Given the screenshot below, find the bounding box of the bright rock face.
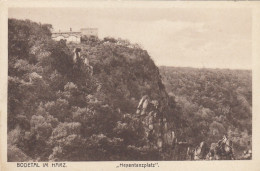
[136,95,176,150]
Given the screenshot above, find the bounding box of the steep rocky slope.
[8,19,180,161]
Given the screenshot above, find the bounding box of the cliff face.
[8,19,179,161]
[67,38,178,151]
[136,95,175,146]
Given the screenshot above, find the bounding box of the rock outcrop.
[136,95,176,151]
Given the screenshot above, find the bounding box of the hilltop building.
[80,28,98,38]
[51,28,98,43]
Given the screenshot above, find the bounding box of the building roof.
[51,28,99,39]
[51,32,81,38]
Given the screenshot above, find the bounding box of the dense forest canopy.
[8,19,252,161]
[159,66,252,155]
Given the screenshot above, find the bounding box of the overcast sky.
[9,7,251,69]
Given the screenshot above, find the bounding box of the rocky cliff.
[8,19,180,161]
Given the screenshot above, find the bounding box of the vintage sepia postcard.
[1,1,260,170]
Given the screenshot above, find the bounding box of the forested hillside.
[159,66,252,157]
[8,19,179,161]
[7,19,252,161]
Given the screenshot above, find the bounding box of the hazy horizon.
[159,65,252,71]
[9,7,252,70]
